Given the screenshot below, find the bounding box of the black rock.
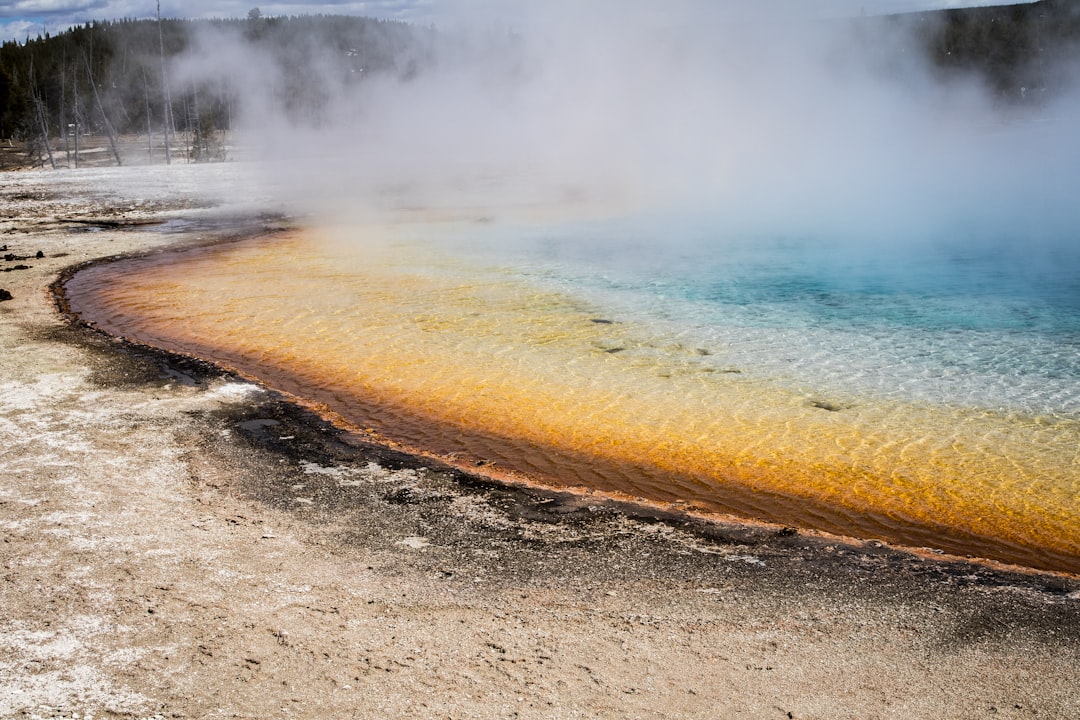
[35,250,44,259]
[0,289,12,301]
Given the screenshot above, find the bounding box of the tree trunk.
[158,1,173,165]
[28,62,56,170]
[143,68,153,164]
[73,64,80,168]
[84,53,123,166]
[61,48,70,167]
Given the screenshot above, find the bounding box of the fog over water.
[166,1,1080,251]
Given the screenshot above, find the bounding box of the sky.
[0,0,1038,45]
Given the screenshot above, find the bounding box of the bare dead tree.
[61,46,70,167]
[142,67,153,164]
[72,62,80,168]
[27,61,56,169]
[190,83,202,161]
[157,1,174,164]
[180,85,190,161]
[83,52,123,165]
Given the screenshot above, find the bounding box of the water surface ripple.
[65,218,1080,573]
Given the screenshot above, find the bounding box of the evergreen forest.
[0,12,434,166]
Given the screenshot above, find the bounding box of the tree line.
[1,2,1078,168]
[0,13,434,166]
[903,0,1080,101]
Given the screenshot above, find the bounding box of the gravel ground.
[1,164,1078,720]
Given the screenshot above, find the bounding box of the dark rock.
[0,289,12,301]
[35,250,44,259]
[383,487,422,505]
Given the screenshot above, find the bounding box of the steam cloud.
[172,1,1080,246]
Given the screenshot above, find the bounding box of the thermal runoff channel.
[66,2,1080,572]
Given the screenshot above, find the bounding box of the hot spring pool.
[64,209,1080,573]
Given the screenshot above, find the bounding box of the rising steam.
[171,1,1080,245]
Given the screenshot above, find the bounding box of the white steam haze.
[170,0,1080,246]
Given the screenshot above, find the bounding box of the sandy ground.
[1,164,1079,720]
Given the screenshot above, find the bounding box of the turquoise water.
[440,215,1080,417]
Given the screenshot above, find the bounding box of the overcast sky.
[0,0,1036,45]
